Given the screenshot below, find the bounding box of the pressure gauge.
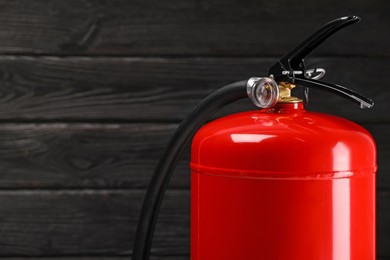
[247,77,279,108]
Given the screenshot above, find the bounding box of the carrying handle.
[267,16,373,108]
[294,78,373,108]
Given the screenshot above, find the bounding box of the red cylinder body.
[190,103,376,260]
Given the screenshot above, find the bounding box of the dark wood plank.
[0,123,189,189]
[0,123,386,189]
[0,56,387,123]
[0,189,189,256]
[0,190,387,257]
[7,257,390,260]
[0,258,188,260]
[0,0,387,56]
[378,191,390,259]
[364,125,390,190]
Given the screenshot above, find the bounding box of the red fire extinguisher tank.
[131,16,376,260]
[190,102,376,260]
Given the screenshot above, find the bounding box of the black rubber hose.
[132,80,248,260]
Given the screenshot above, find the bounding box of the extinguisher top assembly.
[133,16,377,260]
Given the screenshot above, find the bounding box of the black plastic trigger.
[268,16,374,109]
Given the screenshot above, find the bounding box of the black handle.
[294,78,373,108]
[268,16,373,109]
[280,16,360,71]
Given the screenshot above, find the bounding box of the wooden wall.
[0,0,388,259]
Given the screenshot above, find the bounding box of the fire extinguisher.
[133,16,377,260]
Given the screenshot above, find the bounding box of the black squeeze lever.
[268,16,374,109]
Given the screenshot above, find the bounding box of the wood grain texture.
[0,123,386,189]
[0,258,188,260]
[0,123,189,189]
[0,189,189,256]
[0,0,387,56]
[365,124,390,190]
[0,189,388,257]
[378,191,390,259]
[1,258,187,260]
[0,56,387,123]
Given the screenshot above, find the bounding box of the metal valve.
[248,16,374,109]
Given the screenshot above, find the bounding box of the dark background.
[0,0,387,259]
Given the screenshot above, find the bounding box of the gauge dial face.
[247,77,279,108]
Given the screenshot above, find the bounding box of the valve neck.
[277,82,302,104]
[264,101,304,112]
